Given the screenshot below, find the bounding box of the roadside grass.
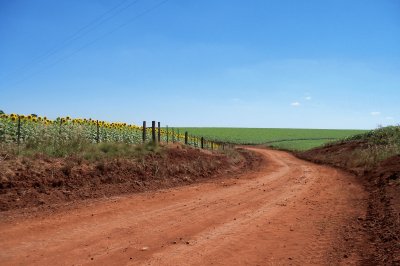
[300,125,400,171]
[338,125,400,169]
[0,138,163,161]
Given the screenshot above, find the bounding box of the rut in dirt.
[0,148,368,265]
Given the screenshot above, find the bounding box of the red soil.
[0,146,262,212]
[0,148,369,265]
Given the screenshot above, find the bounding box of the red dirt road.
[0,148,367,265]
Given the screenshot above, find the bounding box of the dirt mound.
[298,144,400,265]
[0,147,263,212]
[299,140,369,174]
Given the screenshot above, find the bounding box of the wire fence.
[0,113,232,151]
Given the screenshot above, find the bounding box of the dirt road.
[0,148,367,265]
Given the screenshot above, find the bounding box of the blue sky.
[0,0,399,129]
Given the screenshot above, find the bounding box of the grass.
[340,125,400,169]
[0,136,163,160]
[299,125,400,171]
[175,127,366,151]
[267,139,332,151]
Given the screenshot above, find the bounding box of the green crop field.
[175,128,367,151]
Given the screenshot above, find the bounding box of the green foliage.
[0,113,222,158]
[346,125,400,146]
[345,126,400,167]
[176,127,366,151]
[268,139,332,151]
[0,113,220,157]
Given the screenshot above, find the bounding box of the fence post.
[96,120,100,143]
[17,116,21,147]
[142,121,146,143]
[172,128,175,143]
[158,122,161,142]
[177,129,180,143]
[201,137,204,149]
[166,125,169,143]
[211,142,214,150]
[185,131,188,145]
[152,121,156,143]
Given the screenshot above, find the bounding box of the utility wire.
[3,0,170,88]
[0,0,140,82]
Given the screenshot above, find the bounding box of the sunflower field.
[0,113,221,154]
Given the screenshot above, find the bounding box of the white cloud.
[370,111,381,116]
[305,96,312,100]
[386,116,394,120]
[291,102,300,107]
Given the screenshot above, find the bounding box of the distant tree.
[0,110,4,114]
[31,114,38,117]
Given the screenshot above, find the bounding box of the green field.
[175,128,367,151]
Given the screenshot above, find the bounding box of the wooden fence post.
[172,128,175,143]
[142,121,146,143]
[17,116,21,147]
[166,125,169,143]
[96,120,100,143]
[158,122,161,142]
[201,137,204,149]
[152,121,156,143]
[185,131,188,145]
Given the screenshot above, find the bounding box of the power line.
[0,0,141,82]
[3,0,170,88]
